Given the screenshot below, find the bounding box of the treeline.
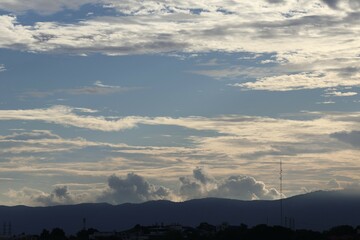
[16,224,360,240]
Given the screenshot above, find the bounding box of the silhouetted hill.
[0,190,359,234]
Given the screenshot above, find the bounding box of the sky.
[0,0,359,206]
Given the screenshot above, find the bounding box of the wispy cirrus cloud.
[0,105,357,138]
[324,91,358,97]
[22,81,136,98]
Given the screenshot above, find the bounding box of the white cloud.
[4,169,281,206]
[0,1,359,91]
[179,168,282,200]
[4,185,97,206]
[317,101,335,104]
[0,105,143,131]
[326,179,341,190]
[0,105,356,142]
[0,1,358,57]
[233,71,360,91]
[98,173,177,204]
[0,64,5,72]
[1,108,360,200]
[324,91,358,97]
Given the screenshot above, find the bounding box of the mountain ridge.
[0,190,359,234]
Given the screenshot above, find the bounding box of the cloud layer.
[179,168,281,200]
[0,0,359,93]
[5,168,282,206]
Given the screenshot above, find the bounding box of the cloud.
[0,1,358,56]
[36,186,74,205]
[4,169,281,206]
[0,0,98,15]
[66,81,133,95]
[1,109,360,201]
[265,0,284,3]
[22,81,134,98]
[321,0,340,9]
[0,130,60,141]
[0,105,357,144]
[324,91,358,97]
[330,131,360,147]
[193,167,215,185]
[0,64,5,72]
[179,168,281,200]
[4,186,81,206]
[98,173,175,204]
[0,1,359,92]
[0,129,105,154]
[0,105,143,131]
[233,71,360,91]
[327,179,341,189]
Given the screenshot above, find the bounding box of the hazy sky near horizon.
[0,0,360,206]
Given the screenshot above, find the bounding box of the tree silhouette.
[50,228,66,240]
[40,229,50,240]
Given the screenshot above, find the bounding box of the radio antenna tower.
[280,159,283,226]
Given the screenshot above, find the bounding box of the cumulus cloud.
[98,173,175,204]
[0,109,359,202]
[4,186,80,206]
[179,168,281,200]
[327,179,341,189]
[5,169,282,206]
[0,64,5,72]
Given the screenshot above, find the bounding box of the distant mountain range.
[0,190,359,234]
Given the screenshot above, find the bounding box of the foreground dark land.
[1,190,360,234]
[8,223,360,240]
